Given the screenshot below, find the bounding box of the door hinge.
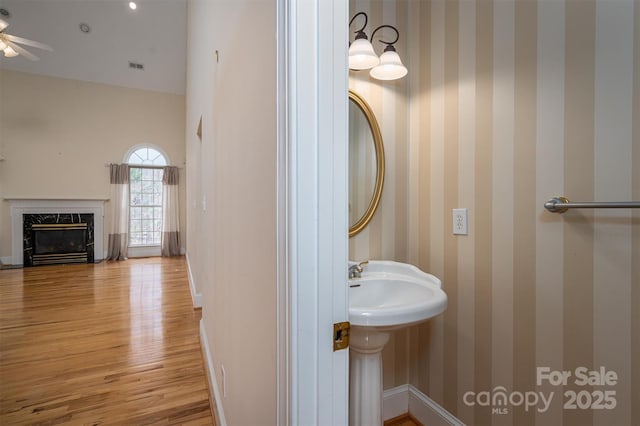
[333,321,350,351]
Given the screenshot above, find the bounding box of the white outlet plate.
[453,208,468,235]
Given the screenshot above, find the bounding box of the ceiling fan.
[0,19,52,60]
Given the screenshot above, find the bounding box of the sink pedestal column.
[349,326,391,426]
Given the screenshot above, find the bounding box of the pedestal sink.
[348,260,447,426]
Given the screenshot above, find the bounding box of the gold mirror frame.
[349,89,385,237]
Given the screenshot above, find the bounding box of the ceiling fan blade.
[0,19,8,32]
[7,41,40,61]
[5,34,52,51]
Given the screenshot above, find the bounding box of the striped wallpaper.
[349,1,639,425]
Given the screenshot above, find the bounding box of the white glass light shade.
[0,39,7,51]
[348,38,379,70]
[370,50,408,80]
[3,46,18,58]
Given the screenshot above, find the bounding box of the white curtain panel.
[161,166,181,256]
[106,164,130,260]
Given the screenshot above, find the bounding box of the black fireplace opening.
[34,226,87,254]
[23,214,95,267]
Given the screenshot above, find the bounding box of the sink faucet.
[348,260,369,279]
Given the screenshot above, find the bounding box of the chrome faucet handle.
[348,260,369,279]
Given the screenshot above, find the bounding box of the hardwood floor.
[0,257,214,425]
[384,413,423,426]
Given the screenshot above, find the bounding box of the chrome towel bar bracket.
[544,196,640,214]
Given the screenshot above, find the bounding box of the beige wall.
[350,1,639,425]
[0,70,186,260]
[186,0,277,424]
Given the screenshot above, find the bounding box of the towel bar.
[544,196,640,214]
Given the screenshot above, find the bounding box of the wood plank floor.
[384,413,423,426]
[0,257,214,425]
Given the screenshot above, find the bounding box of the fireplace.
[8,199,105,267]
[32,223,88,265]
[23,214,95,267]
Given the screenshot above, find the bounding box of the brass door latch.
[333,321,350,351]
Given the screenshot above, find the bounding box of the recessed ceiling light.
[129,2,137,10]
[79,23,91,33]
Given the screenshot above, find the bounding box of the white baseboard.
[408,385,465,426]
[200,319,227,426]
[383,384,465,426]
[383,385,410,420]
[185,252,202,308]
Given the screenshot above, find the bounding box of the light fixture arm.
[349,11,369,40]
[370,24,400,50]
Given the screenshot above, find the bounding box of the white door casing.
[281,0,350,425]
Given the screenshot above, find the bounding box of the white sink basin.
[347,260,447,425]
[349,260,447,328]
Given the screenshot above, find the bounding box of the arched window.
[126,145,168,248]
[127,146,168,166]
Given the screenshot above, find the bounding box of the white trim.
[275,0,289,424]
[383,385,410,421]
[408,385,465,426]
[287,0,349,424]
[8,199,105,266]
[127,246,161,258]
[199,320,227,426]
[125,241,184,260]
[381,385,464,426]
[185,252,202,308]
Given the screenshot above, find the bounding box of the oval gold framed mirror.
[349,89,385,237]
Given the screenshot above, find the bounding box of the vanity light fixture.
[348,12,379,70]
[368,25,408,80]
[348,12,408,81]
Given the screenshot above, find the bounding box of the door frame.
[277,0,350,424]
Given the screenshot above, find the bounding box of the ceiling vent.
[128,61,144,70]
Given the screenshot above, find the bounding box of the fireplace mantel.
[7,198,107,266]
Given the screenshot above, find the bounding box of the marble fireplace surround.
[8,199,106,266]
